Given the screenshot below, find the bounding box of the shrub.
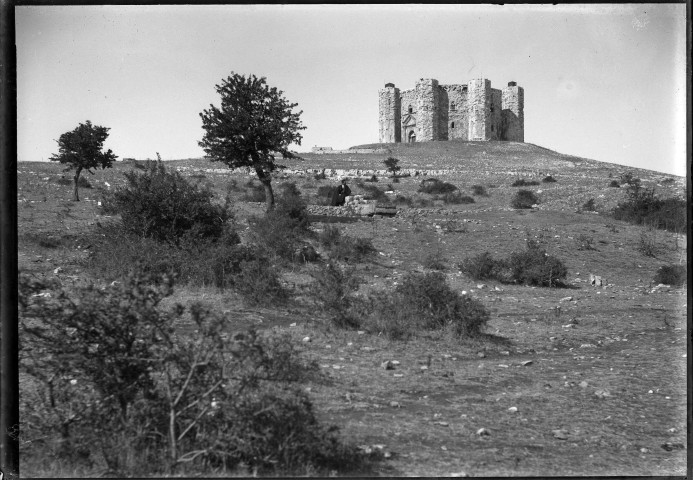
[56,176,93,189]
[441,191,475,204]
[422,251,448,270]
[511,178,540,187]
[19,272,361,476]
[511,189,538,209]
[620,171,640,186]
[574,234,596,251]
[581,198,597,212]
[392,272,489,337]
[612,184,686,232]
[384,157,401,177]
[459,252,500,280]
[542,175,557,183]
[231,257,289,306]
[609,180,621,187]
[308,263,362,329]
[242,180,266,202]
[471,185,487,196]
[365,175,378,182]
[418,178,457,194]
[314,170,327,181]
[360,184,388,202]
[316,185,336,205]
[653,264,686,286]
[104,160,230,243]
[319,225,376,263]
[507,240,568,287]
[661,177,675,185]
[461,241,568,287]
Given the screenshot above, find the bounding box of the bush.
[653,264,686,286]
[104,160,230,243]
[574,234,596,251]
[511,178,540,187]
[418,178,457,194]
[507,240,568,287]
[460,240,568,287]
[620,171,640,186]
[392,272,489,337]
[365,175,378,182]
[511,189,539,209]
[581,198,597,212]
[56,176,93,189]
[318,225,375,263]
[612,184,686,232]
[384,157,401,177]
[313,170,327,181]
[316,185,337,205]
[308,263,363,329]
[422,251,448,270]
[441,191,475,204]
[459,252,499,280]
[360,184,388,202]
[19,272,362,476]
[609,180,621,187]
[242,180,266,202]
[471,185,487,196]
[542,175,557,183]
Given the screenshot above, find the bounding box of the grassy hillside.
[16,141,687,477]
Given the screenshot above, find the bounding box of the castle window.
[408,105,413,114]
[450,102,456,111]
[451,122,455,129]
[491,125,495,132]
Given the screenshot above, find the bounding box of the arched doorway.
[408,131,416,143]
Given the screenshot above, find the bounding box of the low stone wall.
[311,147,389,155]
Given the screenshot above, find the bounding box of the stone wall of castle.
[378,77,524,144]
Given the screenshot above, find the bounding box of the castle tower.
[378,83,401,143]
[467,78,491,141]
[415,78,440,141]
[501,81,524,142]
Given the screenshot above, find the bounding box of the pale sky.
[15,4,687,176]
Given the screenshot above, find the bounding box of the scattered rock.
[302,336,311,342]
[661,442,684,451]
[520,360,533,366]
[381,360,395,370]
[53,267,63,274]
[289,322,296,327]
[594,389,611,399]
[450,472,469,477]
[477,351,486,358]
[579,381,589,389]
[389,401,401,408]
[477,284,487,289]
[639,447,649,453]
[559,296,573,302]
[434,421,450,427]
[508,407,518,413]
[552,429,569,440]
[476,428,490,436]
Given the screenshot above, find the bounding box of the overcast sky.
[15,4,687,176]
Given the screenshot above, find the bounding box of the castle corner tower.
[378,83,401,143]
[501,81,524,142]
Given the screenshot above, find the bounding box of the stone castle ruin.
[379,78,524,143]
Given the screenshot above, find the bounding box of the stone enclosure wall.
[379,77,524,144]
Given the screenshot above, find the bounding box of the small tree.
[199,73,306,212]
[50,120,117,201]
[383,157,401,177]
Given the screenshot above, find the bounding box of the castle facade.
[378,78,524,143]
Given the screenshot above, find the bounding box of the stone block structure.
[378,78,524,143]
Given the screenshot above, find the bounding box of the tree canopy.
[199,73,306,211]
[50,120,117,201]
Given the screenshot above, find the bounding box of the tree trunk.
[73,167,82,201]
[255,167,275,213]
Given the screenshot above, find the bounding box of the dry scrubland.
[17,140,687,476]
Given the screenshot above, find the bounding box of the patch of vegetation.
[418,178,457,195]
[574,234,596,251]
[581,198,597,212]
[316,185,337,205]
[313,170,327,181]
[309,263,363,329]
[242,179,267,202]
[103,160,230,243]
[364,174,379,182]
[365,272,489,339]
[19,271,363,476]
[359,184,389,203]
[542,175,557,183]
[612,183,686,232]
[318,225,376,263]
[511,178,540,187]
[471,184,488,196]
[422,251,448,270]
[661,177,675,185]
[619,171,640,186]
[460,240,568,287]
[511,189,539,209]
[383,157,401,177]
[609,180,621,187]
[56,176,93,189]
[653,264,686,286]
[440,191,475,205]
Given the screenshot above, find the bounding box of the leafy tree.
[383,157,401,177]
[50,120,117,201]
[199,73,306,212]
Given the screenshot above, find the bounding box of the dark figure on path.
[331,178,351,206]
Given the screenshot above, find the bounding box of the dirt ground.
[16,141,688,476]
